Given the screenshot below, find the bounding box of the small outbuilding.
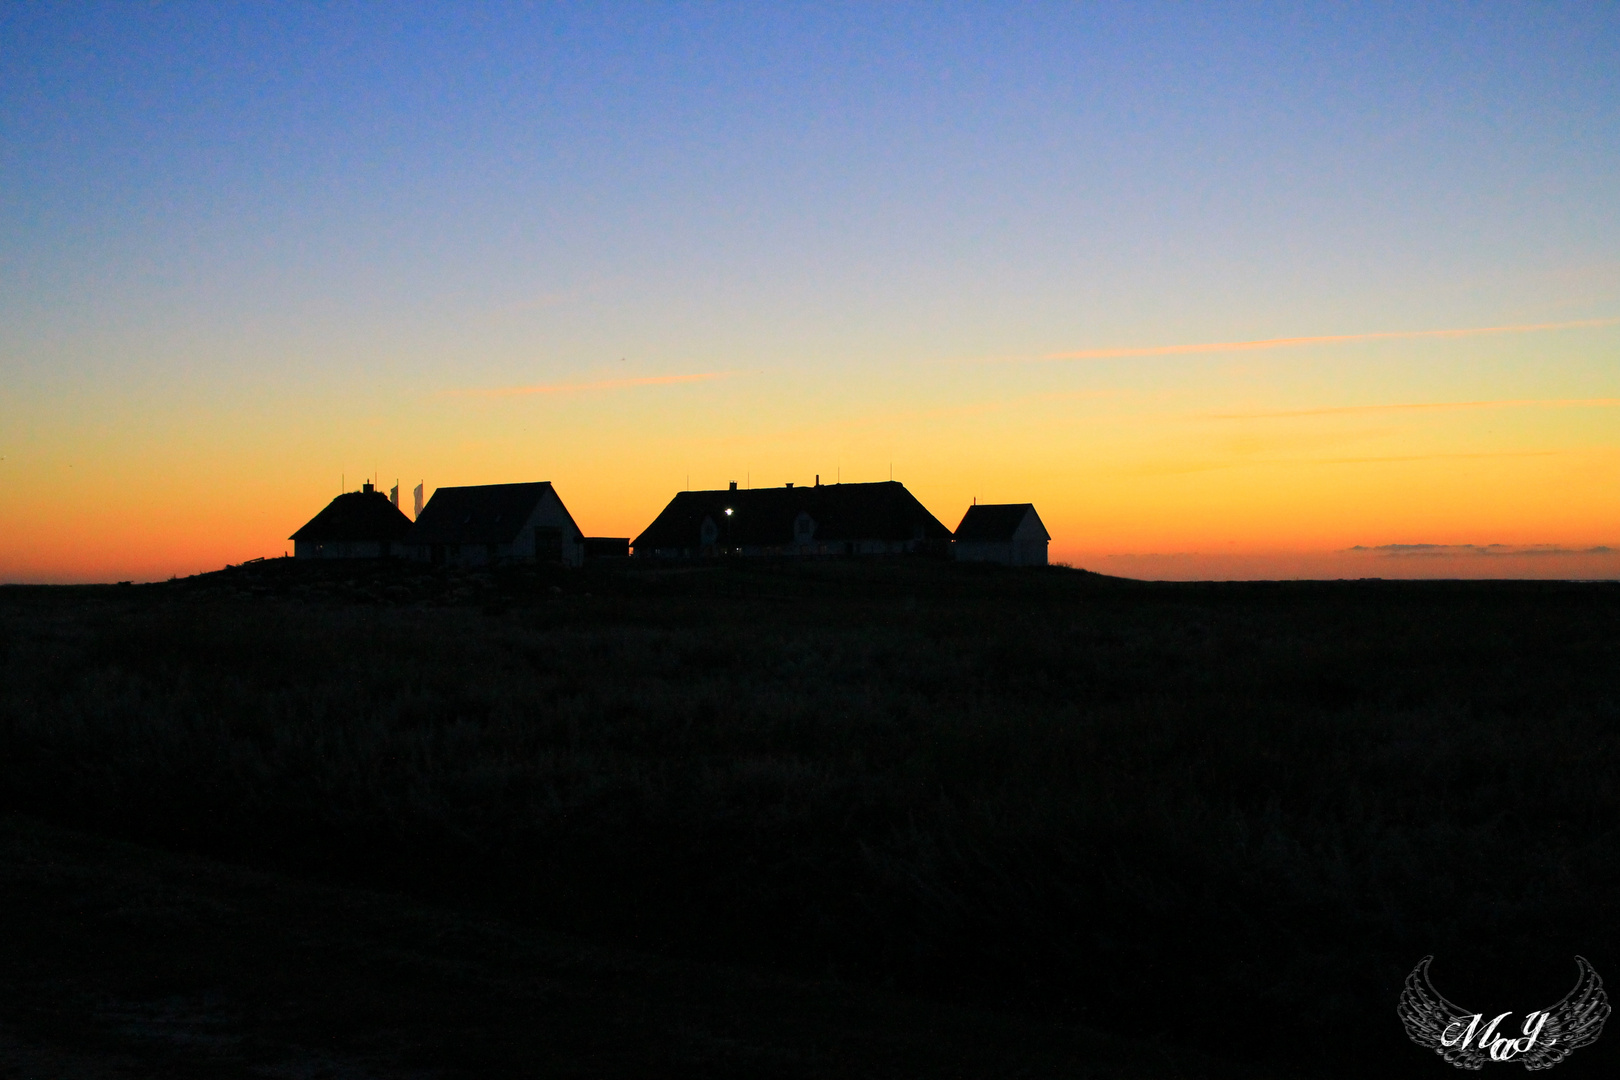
[290,482,415,559]
[632,480,952,558]
[403,482,585,567]
[953,503,1050,566]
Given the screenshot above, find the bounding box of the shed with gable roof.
[952,503,1049,566]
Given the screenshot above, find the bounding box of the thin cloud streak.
[1311,450,1564,465]
[1114,447,1564,478]
[451,372,730,397]
[1346,543,1617,558]
[1042,318,1620,361]
[1204,397,1620,420]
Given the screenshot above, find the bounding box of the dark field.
[3,558,1618,1077]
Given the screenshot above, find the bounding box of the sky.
[2,2,1618,582]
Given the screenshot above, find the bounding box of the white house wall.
[1011,538,1047,566]
[1012,513,1048,545]
[522,489,585,567]
[295,539,387,559]
[954,540,1011,563]
[1011,513,1049,566]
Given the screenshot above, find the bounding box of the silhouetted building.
[632,480,951,558]
[290,482,414,559]
[953,503,1050,566]
[404,482,584,567]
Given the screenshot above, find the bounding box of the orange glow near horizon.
[4,320,1617,585]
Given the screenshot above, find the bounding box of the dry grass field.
[2,557,1617,1077]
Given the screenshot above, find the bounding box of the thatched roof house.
[633,480,951,558]
[290,482,414,559]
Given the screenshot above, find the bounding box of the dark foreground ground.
[2,557,1618,1077]
[0,815,1232,1079]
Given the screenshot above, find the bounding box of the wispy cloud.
[1114,448,1564,478]
[1041,318,1619,362]
[1311,450,1564,465]
[450,372,730,397]
[1205,398,1620,420]
[1347,543,1617,558]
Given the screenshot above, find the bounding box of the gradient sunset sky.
[3,3,1618,582]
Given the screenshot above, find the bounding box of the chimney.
[815,474,820,486]
[785,482,794,488]
[363,481,374,494]
[729,481,737,491]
